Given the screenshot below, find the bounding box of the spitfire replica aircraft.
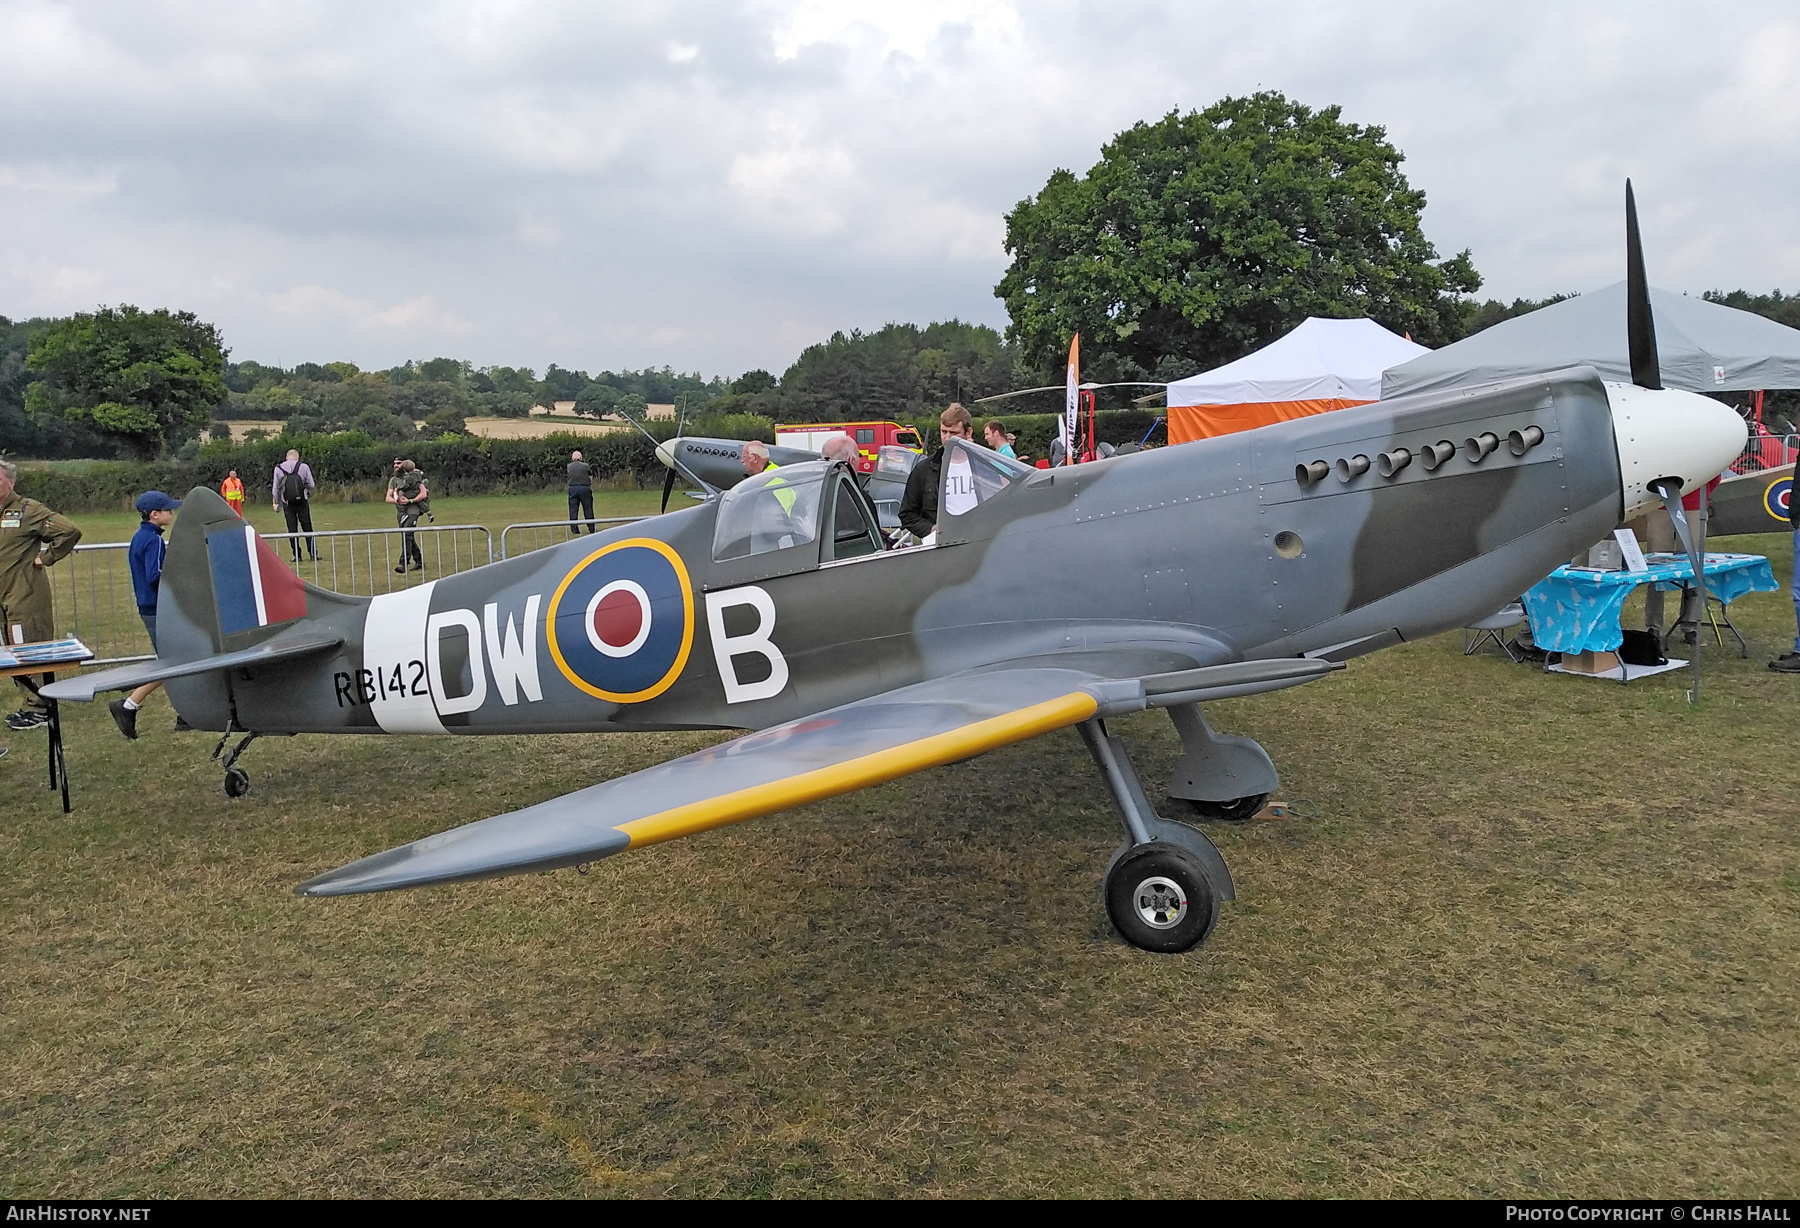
[49,185,1746,952]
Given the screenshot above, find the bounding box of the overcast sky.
[2,1,1796,379]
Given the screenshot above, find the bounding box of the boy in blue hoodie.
[110,491,179,740]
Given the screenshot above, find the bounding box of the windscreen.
[712,462,827,560]
[876,445,919,476]
[940,439,1031,517]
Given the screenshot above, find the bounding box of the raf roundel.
[547,539,695,703]
[1764,477,1792,523]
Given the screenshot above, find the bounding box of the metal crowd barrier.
[500,517,646,558]
[264,524,493,595]
[51,524,495,666]
[1730,432,1799,475]
[50,542,154,665]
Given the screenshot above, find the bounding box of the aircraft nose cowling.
[1607,382,1747,520]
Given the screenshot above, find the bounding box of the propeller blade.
[977,382,1167,404]
[973,385,1062,403]
[1626,179,1662,391]
[1650,477,1705,702]
[661,466,677,513]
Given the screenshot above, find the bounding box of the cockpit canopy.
[938,438,1032,519]
[711,461,829,560]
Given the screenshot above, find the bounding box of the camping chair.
[1463,602,1527,662]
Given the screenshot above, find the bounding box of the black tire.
[1164,792,1268,823]
[1105,845,1219,953]
[223,767,251,799]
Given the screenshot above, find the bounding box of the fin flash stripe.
[615,690,1100,849]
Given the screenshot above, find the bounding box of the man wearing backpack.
[271,449,317,562]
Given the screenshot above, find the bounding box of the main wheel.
[223,767,251,798]
[1165,793,1268,823]
[1105,845,1220,953]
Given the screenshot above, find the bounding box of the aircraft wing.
[300,666,1152,896]
[299,656,1341,897]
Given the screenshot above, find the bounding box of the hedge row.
[16,409,1172,513]
[17,430,665,513]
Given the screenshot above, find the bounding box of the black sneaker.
[394,563,409,574]
[1770,652,1800,674]
[109,698,140,740]
[5,708,49,731]
[174,714,193,732]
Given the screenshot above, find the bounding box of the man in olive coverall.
[0,459,82,730]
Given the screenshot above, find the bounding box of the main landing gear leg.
[1078,718,1235,953]
[1160,702,1277,823]
[211,719,259,799]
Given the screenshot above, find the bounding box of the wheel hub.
[1132,875,1188,929]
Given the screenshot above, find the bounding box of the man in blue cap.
[109,491,180,740]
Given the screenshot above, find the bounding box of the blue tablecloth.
[1522,552,1778,655]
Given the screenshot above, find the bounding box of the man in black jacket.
[566,450,594,535]
[898,404,972,540]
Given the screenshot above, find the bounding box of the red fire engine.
[774,421,924,473]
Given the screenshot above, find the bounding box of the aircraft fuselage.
[161,366,1652,740]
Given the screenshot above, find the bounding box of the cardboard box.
[1560,650,1620,675]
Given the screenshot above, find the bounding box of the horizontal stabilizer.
[41,625,343,702]
[299,667,1128,897]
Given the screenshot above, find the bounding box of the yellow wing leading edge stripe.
[616,690,1101,849]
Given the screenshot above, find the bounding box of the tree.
[574,383,650,420]
[349,407,416,443]
[770,321,1018,422]
[1703,289,1800,331]
[574,383,623,417]
[535,364,589,407]
[994,93,1482,383]
[1466,294,1574,335]
[419,407,470,437]
[25,305,227,455]
[731,370,776,396]
[417,357,466,385]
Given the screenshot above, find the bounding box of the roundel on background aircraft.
[547,539,694,702]
[1764,477,1792,523]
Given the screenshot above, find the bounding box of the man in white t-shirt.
[941,446,978,519]
[899,403,975,542]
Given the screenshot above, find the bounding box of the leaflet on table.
[0,637,95,668]
[1613,529,1648,572]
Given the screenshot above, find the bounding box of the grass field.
[1,507,1796,1198]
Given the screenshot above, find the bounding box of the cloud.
[0,1,1796,377]
[267,285,473,336]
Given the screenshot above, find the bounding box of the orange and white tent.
[1166,317,1428,444]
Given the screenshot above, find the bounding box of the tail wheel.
[1105,845,1220,953]
[223,767,251,799]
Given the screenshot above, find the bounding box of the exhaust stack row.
[1295,423,1546,488]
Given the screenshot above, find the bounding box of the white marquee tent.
[1165,317,1428,443]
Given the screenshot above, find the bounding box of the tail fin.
[160,485,316,660]
[44,487,348,712]
[140,487,349,725]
